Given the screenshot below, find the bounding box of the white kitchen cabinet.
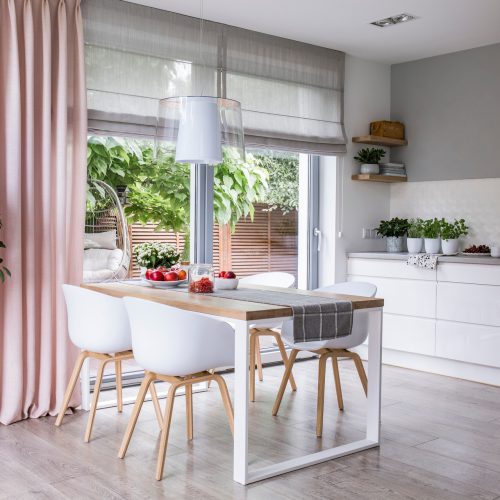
[436,320,500,368]
[348,255,500,385]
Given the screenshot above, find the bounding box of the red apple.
[164,271,179,281]
[156,266,168,273]
[145,268,154,279]
[176,269,187,280]
[149,270,164,281]
[225,271,236,279]
[219,271,226,278]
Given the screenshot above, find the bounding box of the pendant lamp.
[156,0,244,165]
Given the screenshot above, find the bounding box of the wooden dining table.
[82,281,384,485]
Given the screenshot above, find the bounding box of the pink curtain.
[0,0,87,424]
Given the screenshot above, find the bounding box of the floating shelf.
[351,174,407,183]
[352,135,408,147]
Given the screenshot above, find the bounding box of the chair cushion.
[83,248,126,282]
[84,230,117,250]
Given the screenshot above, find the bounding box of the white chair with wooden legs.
[55,285,162,442]
[272,281,377,437]
[239,272,297,402]
[119,297,235,481]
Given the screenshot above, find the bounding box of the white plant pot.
[441,238,459,255]
[424,238,441,254]
[407,237,423,254]
[387,236,404,253]
[140,266,147,277]
[360,163,380,174]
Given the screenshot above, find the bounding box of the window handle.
[313,227,322,252]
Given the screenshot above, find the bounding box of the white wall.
[390,178,500,248]
[319,55,391,285]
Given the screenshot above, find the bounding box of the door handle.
[313,228,322,252]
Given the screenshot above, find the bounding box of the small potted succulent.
[353,148,386,175]
[0,218,10,283]
[407,218,424,254]
[376,217,409,253]
[422,218,442,254]
[440,218,468,255]
[133,242,180,276]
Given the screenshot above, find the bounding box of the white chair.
[119,297,235,481]
[55,285,162,442]
[272,281,377,437]
[239,272,297,401]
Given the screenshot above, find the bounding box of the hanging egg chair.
[83,180,131,282]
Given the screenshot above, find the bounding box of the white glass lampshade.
[156,96,245,165]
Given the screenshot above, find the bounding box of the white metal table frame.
[210,306,384,485]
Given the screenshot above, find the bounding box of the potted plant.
[407,218,424,254]
[0,218,10,283]
[422,218,442,254]
[133,242,180,276]
[376,217,409,253]
[440,218,468,255]
[353,148,386,174]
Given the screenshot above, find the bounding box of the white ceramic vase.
[140,266,147,278]
[441,238,459,255]
[407,237,423,254]
[424,238,441,254]
[387,236,404,253]
[360,163,380,174]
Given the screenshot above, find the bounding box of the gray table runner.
[119,280,353,343]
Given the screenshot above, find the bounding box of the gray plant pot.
[387,236,404,253]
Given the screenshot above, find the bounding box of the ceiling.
[124,0,500,64]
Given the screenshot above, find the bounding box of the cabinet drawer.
[436,320,500,368]
[383,314,435,355]
[348,258,436,281]
[438,263,500,286]
[349,276,436,318]
[437,282,500,327]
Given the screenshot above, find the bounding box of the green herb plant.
[421,218,441,239]
[407,218,424,238]
[440,218,468,240]
[353,148,386,164]
[376,217,409,238]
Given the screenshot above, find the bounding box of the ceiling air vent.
[371,13,417,28]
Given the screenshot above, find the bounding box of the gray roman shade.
[83,0,346,155]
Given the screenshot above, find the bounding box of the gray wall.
[391,43,500,182]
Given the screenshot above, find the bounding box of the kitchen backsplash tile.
[390,178,500,248]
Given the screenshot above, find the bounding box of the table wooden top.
[81,282,384,321]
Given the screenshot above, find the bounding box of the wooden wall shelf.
[352,135,407,147]
[351,174,407,183]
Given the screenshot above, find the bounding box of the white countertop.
[347,251,500,265]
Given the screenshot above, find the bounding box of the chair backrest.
[62,284,132,353]
[316,281,377,298]
[240,272,295,288]
[123,297,235,377]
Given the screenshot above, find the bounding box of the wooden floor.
[2,358,500,499]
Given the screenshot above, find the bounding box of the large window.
[213,149,299,281]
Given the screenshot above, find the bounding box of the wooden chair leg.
[273,333,297,392]
[156,383,179,481]
[272,349,299,416]
[316,353,329,437]
[55,350,89,427]
[351,352,368,396]
[255,335,264,382]
[118,372,155,458]
[149,382,163,428]
[185,383,193,440]
[207,368,215,389]
[84,358,110,442]
[249,331,257,402]
[331,355,344,411]
[115,360,123,413]
[212,374,234,435]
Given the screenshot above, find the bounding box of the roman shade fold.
[83,0,346,154]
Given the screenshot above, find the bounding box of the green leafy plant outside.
[0,218,11,283]
[376,217,409,238]
[354,148,386,164]
[407,218,425,238]
[421,218,441,239]
[440,218,468,240]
